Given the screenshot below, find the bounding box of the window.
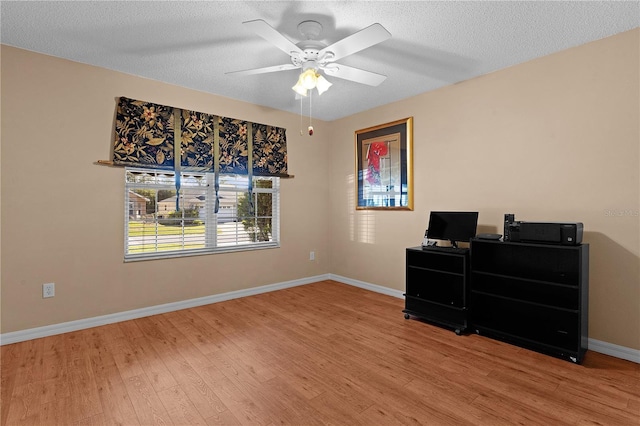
[124,168,279,261]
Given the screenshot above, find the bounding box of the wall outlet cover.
[43,283,55,298]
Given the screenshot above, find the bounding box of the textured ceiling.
[1,1,638,121]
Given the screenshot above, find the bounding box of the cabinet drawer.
[407,267,464,307]
[471,292,579,351]
[405,296,466,326]
[472,273,579,310]
[471,241,581,285]
[407,250,465,274]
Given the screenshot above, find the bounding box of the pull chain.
[308,90,314,136]
[299,95,303,135]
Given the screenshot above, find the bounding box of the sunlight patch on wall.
[357,211,376,244]
[347,174,376,244]
[348,174,356,241]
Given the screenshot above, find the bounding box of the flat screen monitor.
[427,211,479,248]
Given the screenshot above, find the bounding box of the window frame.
[124,167,280,262]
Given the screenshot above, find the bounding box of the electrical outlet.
[43,283,55,298]
[309,251,315,261]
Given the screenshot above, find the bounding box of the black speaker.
[504,214,515,241]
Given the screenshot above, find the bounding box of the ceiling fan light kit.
[292,68,332,97]
[314,74,332,95]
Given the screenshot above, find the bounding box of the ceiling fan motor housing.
[291,40,330,67]
[291,21,334,68]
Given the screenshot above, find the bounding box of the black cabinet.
[470,239,589,363]
[404,247,470,334]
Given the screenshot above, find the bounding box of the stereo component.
[520,222,583,245]
[502,214,582,245]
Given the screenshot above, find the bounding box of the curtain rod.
[95,160,294,178]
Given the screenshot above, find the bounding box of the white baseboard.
[587,338,640,364]
[2,273,638,364]
[329,273,405,299]
[329,274,640,364]
[0,274,330,346]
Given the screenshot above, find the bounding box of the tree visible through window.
[125,168,279,260]
[237,179,273,242]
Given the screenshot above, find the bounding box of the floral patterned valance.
[113,98,175,169]
[113,97,289,177]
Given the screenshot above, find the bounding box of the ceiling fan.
[226,19,392,96]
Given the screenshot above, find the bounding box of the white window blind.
[124,168,279,261]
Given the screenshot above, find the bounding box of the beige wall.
[329,29,640,350]
[1,45,331,333]
[2,29,639,352]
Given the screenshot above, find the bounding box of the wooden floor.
[1,280,639,425]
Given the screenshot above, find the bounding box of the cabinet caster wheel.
[404,313,410,319]
[455,328,462,335]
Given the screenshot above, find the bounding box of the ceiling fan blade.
[322,64,387,86]
[319,23,391,62]
[243,19,303,56]
[226,64,299,76]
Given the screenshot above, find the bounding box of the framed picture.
[355,117,413,210]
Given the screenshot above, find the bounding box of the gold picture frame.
[355,117,413,210]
